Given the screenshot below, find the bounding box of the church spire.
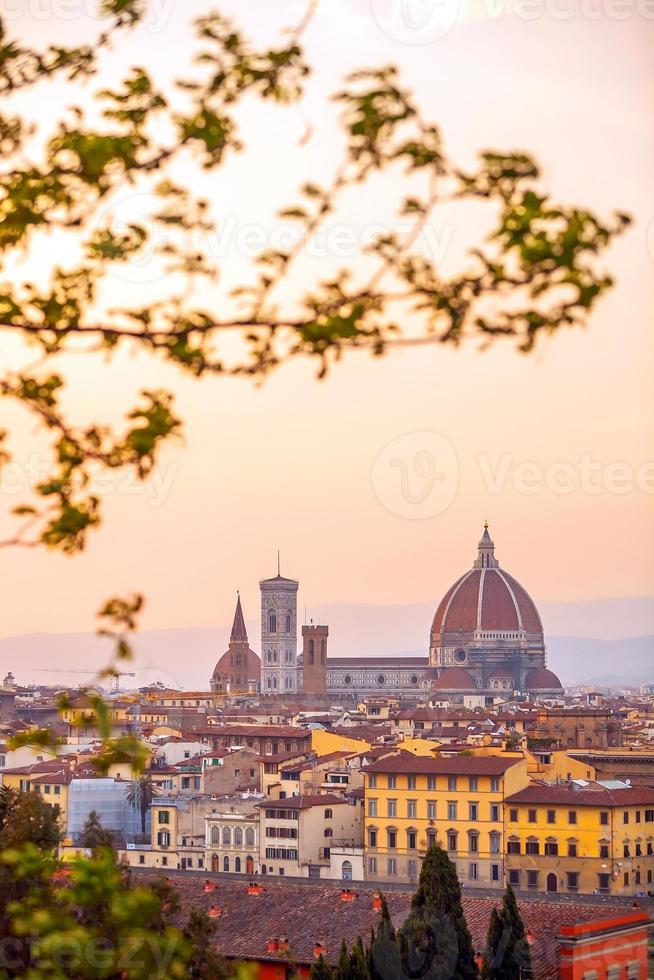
[474,521,499,569]
[230,592,248,644]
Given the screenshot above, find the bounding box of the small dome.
[524,666,563,690]
[432,666,477,691]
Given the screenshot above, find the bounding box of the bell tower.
[260,557,299,696]
[301,623,329,696]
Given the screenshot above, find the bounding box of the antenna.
[277,550,280,576]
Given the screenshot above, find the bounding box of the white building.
[260,567,299,696]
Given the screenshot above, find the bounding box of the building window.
[408,859,417,879]
[507,839,520,855]
[490,832,500,854]
[600,843,609,859]
[526,870,538,890]
[447,832,457,852]
[407,830,417,851]
[368,857,377,874]
[387,830,397,850]
[222,827,231,846]
[388,775,396,789]
[210,826,220,845]
[547,809,556,824]
[490,777,500,792]
[624,844,630,858]
[158,811,170,824]
[234,828,243,846]
[427,801,436,820]
[636,811,641,823]
[368,800,377,818]
[509,869,520,887]
[469,863,478,880]
[448,776,457,791]
[427,775,436,791]
[624,811,629,824]
[626,963,640,980]
[407,800,417,819]
[469,803,478,821]
[509,808,518,822]
[324,809,332,819]
[490,804,500,822]
[491,864,500,882]
[568,841,578,857]
[368,829,377,848]
[426,830,437,848]
[139,855,145,865]
[447,802,457,820]
[407,775,417,790]
[162,857,168,866]
[528,809,537,824]
[544,840,558,857]
[623,872,629,886]
[598,873,610,894]
[324,828,333,838]
[469,776,478,792]
[369,775,377,789]
[468,832,479,853]
[526,839,539,856]
[568,810,577,825]
[387,858,397,876]
[245,828,255,847]
[387,800,397,819]
[600,811,609,826]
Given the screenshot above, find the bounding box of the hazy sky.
[1,0,653,642]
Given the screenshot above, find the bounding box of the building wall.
[260,577,299,696]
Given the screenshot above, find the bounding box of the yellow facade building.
[504,782,654,897]
[363,752,529,888]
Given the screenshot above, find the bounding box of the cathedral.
[210,525,563,699]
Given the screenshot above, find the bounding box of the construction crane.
[34,668,136,693]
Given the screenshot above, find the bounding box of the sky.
[0,0,652,644]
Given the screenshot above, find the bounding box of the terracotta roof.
[255,794,350,810]
[432,667,477,691]
[364,752,522,775]
[506,782,654,806]
[146,873,627,978]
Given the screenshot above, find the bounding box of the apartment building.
[504,781,654,897]
[256,793,363,878]
[363,752,529,887]
[205,802,259,874]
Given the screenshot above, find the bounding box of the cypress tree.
[399,843,478,980]
[370,892,402,980]
[311,953,334,980]
[335,939,351,980]
[349,935,371,980]
[482,885,532,980]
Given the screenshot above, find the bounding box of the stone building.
[211,594,261,693]
[260,565,299,695]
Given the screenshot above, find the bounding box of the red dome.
[524,666,562,690]
[432,666,477,691]
[431,529,542,640]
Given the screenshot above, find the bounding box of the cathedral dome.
[432,666,477,691]
[431,524,543,643]
[524,666,563,690]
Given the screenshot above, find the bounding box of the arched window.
[268,611,277,633]
[285,613,291,633]
[308,639,315,665]
[223,856,230,872]
[245,828,255,847]
[222,827,231,846]
[235,856,241,873]
[320,639,326,665]
[342,860,353,881]
[234,827,243,846]
[210,826,220,845]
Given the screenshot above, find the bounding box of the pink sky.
[0,1,652,639]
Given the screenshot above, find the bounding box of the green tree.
[126,774,159,834]
[184,907,229,979]
[349,936,371,980]
[482,886,533,980]
[370,893,402,980]
[78,808,115,850]
[336,939,351,980]
[399,843,478,980]
[311,953,334,980]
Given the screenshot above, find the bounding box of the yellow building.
[1,762,71,825]
[363,752,529,888]
[504,782,654,897]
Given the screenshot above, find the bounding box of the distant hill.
[0,596,652,690]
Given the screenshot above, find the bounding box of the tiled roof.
[255,794,350,810]
[364,752,523,775]
[149,873,627,978]
[506,783,654,806]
